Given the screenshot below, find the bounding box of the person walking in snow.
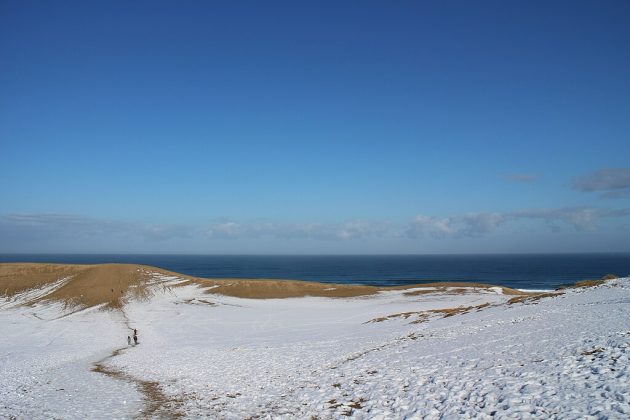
[127,336,131,346]
[133,329,138,345]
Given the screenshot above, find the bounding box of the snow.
[0,276,73,309]
[1,275,629,418]
[488,286,503,295]
[0,301,143,418]
[517,289,555,293]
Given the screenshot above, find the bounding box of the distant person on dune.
[127,336,131,346]
[133,329,138,345]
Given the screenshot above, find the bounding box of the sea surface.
[2,254,629,290]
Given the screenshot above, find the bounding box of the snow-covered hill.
[1,269,628,418]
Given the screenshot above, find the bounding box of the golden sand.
[1,263,159,309]
[2,262,612,309]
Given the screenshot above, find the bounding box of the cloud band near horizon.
[2,206,629,248]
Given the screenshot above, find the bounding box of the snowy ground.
[1,274,629,419]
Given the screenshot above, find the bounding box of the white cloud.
[407,215,455,238]
[511,208,599,231]
[2,213,193,241]
[407,207,630,238]
[205,219,389,240]
[3,207,630,251]
[407,213,510,238]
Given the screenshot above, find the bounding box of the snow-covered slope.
[1,274,628,419]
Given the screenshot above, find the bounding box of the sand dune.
[0,263,89,295]
[1,263,157,309]
[2,262,626,418]
[0,263,529,308]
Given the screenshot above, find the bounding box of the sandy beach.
[1,263,628,418]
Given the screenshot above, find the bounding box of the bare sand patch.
[560,274,618,290]
[0,263,89,296]
[0,263,173,309]
[44,264,153,309]
[507,292,561,305]
[367,302,493,324]
[503,274,620,306]
[189,277,378,299]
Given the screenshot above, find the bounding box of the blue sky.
[1,1,630,253]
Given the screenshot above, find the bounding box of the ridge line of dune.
[2,263,617,310]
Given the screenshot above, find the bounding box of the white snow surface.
[1,274,629,419]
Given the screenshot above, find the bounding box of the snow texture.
[1,274,629,419]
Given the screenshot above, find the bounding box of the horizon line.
[1,251,630,257]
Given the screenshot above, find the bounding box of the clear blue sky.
[1,0,630,253]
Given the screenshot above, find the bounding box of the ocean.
[1,253,629,290]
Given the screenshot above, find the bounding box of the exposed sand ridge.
[1,263,618,311]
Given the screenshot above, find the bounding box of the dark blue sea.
[1,254,628,290]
